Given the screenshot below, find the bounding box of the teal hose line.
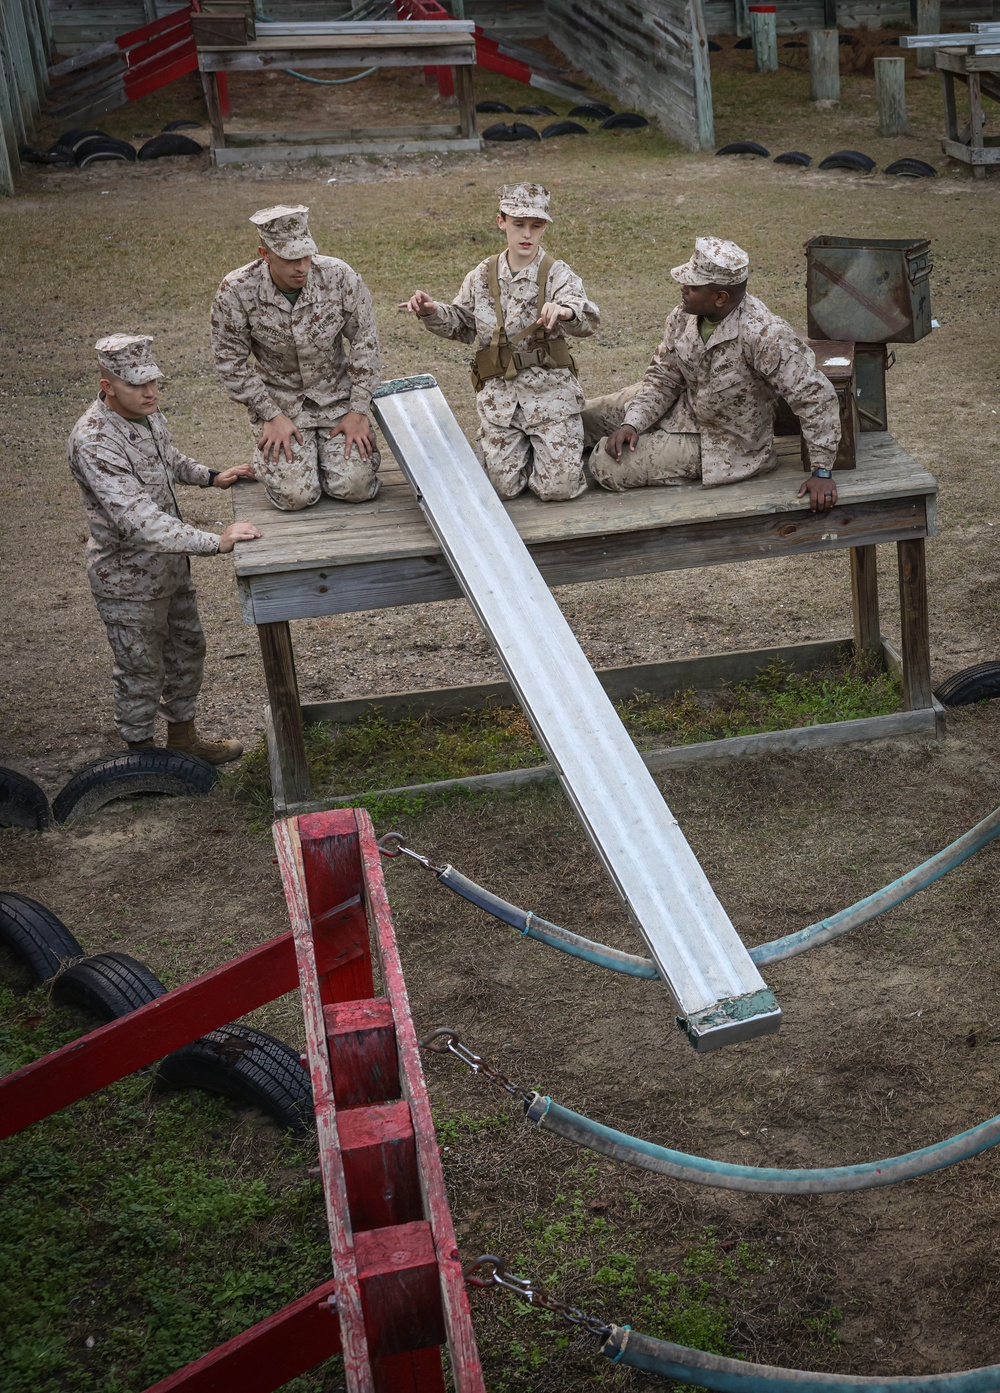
[599,1324,1000,1391]
[281,66,377,84]
[436,806,1000,979]
[528,1094,1000,1194]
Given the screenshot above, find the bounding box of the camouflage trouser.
[251,414,381,512]
[95,587,205,744]
[478,403,586,502]
[581,386,701,492]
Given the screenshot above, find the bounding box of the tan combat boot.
[166,719,243,766]
[126,739,155,750]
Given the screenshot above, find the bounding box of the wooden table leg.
[454,63,476,140]
[199,70,226,151]
[968,71,986,180]
[941,70,958,142]
[896,538,932,710]
[850,544,881,658]
[258,620,312,808]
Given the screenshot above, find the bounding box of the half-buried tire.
[52,748,218,825]
[159,1024,314,1134]
[137,133,203,160]
[0,766,50,830]
[51,951,167,1019]
[74,136,136,167]
[935,662,1000,707]
[0,892,83,983]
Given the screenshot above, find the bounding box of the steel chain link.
[464,1255,612,1340]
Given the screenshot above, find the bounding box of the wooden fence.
[702,0,999,31]
[0,0,52,195]
[544,0,714,150]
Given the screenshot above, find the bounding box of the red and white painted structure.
[0,809,484,1393]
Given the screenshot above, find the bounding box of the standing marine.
[401,182,600,502]
[68,335,261,763]
[211,204,382,512]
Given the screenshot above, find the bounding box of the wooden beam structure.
[0,807,485,1393]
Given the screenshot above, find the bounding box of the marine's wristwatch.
[810,467,833,479]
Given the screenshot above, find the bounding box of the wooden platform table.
[196,22,481,164]
[936,45,1000,179]
[232,432,939,812]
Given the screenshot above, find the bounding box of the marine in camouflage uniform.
[585,237,842,512]
[403,183,599,502]
[68,335,261,761]
[211,205,382,512]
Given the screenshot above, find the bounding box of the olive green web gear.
[470,252,578,392]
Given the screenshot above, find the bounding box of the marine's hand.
[329,411,375,461]
[797,474,838,513]
[218,520,262,554]
[537,302,572,333]
[399,290,437,317]
[257,413,303,466]
[212,463,255,489]
[605,425,638,462]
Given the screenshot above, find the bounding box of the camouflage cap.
[671,236,749,287]
[95,334,163,385]
[498,182,552,222]
[249,204,318,258]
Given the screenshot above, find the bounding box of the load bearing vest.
[471,252,578,391]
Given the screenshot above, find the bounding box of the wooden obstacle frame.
[0,808,485,1393]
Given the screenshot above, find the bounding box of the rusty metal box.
[805,236,932,345]
[191,5,255,45]
[854,343,894,432]
[775,340,858,470]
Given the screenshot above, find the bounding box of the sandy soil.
[4,39,1000,1389]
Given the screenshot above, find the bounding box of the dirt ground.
[4,35,1000,1390]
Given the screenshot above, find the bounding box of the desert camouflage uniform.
[68,396,219,743]
[586,294,841,491]
[211,255,382,511]
[421,250,600,501]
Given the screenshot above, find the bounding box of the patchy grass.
[229,657,902,808]
[0,985,339,1393]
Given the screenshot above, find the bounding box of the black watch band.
[811,467,833,479]
[206,469,219,487]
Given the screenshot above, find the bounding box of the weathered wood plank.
[259,620,311,803]
[212,136,481,163]
[223,122,462,143]
[850,544,881,655]
[897,537,932,709]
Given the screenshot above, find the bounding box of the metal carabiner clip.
[376,831,444,873]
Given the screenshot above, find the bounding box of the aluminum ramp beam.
[372,376,780,1051]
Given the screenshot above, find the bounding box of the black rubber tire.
[476,99,512,113]
[839,32,854,44]
[783,39,806,47]
[0,766,50,831]
[568,101,614,118]
[599,112,649,130]
[74,136,137,168]
[137,133,203,160]
[159,1024,314,1134]
[516,103,555,115]
[19,145,70,165]
[511,121,542,141]
[734,35,753,49]
[56,127,109,149]
[482,122,521,142]
[50,952,167,1020]
[0,892,83,983]
[774,150,812,166]
[541,120,589,138]
[885,157,936,178]
[717,140,770,157]
[52,749,218,826]
[934,662,1000,707]
[819,149,876,173]
[709,39,722,51]
[162,118,202,131]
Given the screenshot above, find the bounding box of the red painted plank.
[325,999,400,1107]
[299,812,375,1004]
[274,817,375,1393]
[355,811,486,1391]
[339,1100,422,1232]
[0,899,361,1140]
[372,1347,445,1393]
[125,27,194,69]
[142,1279,341,1393]
[125,48,197,101]
[116,6,192,52]
[355,1221,445,1358]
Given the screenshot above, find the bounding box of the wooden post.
[896,538,932,710]
[915,0,940,70]
[0,104,13,196]
[968,70,987,180]
[258,620,312,807]
[809,28,840,103]
[750,6,777,73]
[941,68,958,140]
[735,0,749,38]
[850,545,881,657]
[691,0,716,150]
[823,0,837,25]
[199,70,226,150]
[875,55,906,134]
[0,45,20,192]
[454,62,476,139]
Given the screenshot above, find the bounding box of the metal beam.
[371,377,781,1052]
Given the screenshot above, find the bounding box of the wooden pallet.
[0,808,483,1393]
